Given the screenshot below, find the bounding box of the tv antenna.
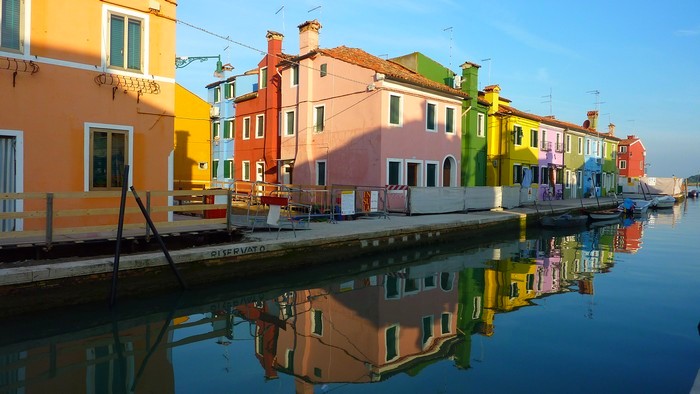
[308,5,321,14]
[587,90,605,112]
[542,87,552,116]
[275,5,285,37]
[443,27,453,72]
[481,58,492,88]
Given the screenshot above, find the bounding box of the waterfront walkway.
[0,196,619,292]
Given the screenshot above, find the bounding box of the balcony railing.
[541,141,552,151]
[555,142,564,152]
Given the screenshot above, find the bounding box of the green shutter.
[427,104,435,130]
[446,108,454,133]
[212,160,219,179]
[224,160,232,178]
[213,122,220,138]
[224,121,231,139]
[127,19,141,70]
[390,96,400,125]
[1,0,21,50]
[109,15,125,68]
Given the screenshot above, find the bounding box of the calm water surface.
[1,200,699,394]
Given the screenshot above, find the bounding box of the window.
[426,102,437,131]
[387,160,402,185]
[389,94,403,126]
[424,275,436,288]
[441,313,451,334]
[530,129,538,148]
[421,316,434,348]
[426,162,438,187]
[320,63,327,77]
[530,165,539,184]
[223,159,232,178]
[586,140,591,155]
[385,325,398,361]
[108,12,143,71]
[316,160,326,186]
[291,65,299,86]
[577,137,583,155]
[1,0,22,51]
[223,120,233,139]
[565,170,571,189]
[224,82,234,99]
[576,170,582,188]
[313,105,325,132]
[445,107,455,134]
[213,86,221,103]
[619,146,628,153]
[89,128,129,190]
[602,142,607,158]
[477,113,485,137]
[212,160,219,179]
[513,125,523,145]
[259,67,267,89]
[312,309,323,336]
[242,117,250,140]
[513,164,522,184]
[385,276,400,299]
[212,122,220,140]
[242,161,250,181]
[284,110,295,136]
[566,135,571,153]
[620,160,627,169]
[255,114,264,138]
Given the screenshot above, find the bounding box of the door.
[256,162,265,183]
[1,136,16,231]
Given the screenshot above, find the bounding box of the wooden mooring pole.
[109,165,130,308]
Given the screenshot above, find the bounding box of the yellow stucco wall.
[174,84,212,189]
[486,114,539,186]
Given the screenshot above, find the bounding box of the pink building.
[277,21,467,188]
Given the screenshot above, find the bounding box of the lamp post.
[175,55,224,77]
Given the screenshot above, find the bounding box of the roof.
[294,46,471,99]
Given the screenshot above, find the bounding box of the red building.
[617,134,646,179]
[234,31,285,184]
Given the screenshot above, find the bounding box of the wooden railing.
[0,189,236,247]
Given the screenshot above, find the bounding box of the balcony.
[541,141,552,151]
[555,143,564,153]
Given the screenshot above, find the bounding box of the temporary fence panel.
[502,186,521,209]
[464,187,500,211]
[331,185,389,220]
[386,185,408,213]
[408,187,465,215]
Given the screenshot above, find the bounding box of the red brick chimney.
[586,110,598,130]
[266,30,284,55]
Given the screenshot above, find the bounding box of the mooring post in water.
[110,165,130,308]
[130,186,187,290]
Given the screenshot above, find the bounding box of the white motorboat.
[620,198,651,216]
[651,195,676,209]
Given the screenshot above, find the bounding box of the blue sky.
[175,0,700,178]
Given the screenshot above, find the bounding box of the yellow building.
[0,0,176,230]
[481,259,538,335]
[484,85,539,187]
[174,83,211,190]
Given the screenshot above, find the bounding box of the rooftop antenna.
[542,87,552,116]
[443,27,453,72]
[308,5,321,14]
[587,90,605,112]
[275,5,285,37]
[481,58,492,88]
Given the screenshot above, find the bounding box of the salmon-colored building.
[617,134,646,180]
[277,21,466,188]
[0,0,176,230]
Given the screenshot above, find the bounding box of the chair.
[255,195,296,239]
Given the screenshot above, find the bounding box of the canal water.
[1,200,699,393]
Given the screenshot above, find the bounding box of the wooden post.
[226,189,232,233]
[145,191,152,242]
[110,165,130,308]
[45,193,53,248]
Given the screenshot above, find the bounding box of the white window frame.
[242,117,251,140]
[255,161,265,182]
[223,159,233,179]
[290,65,299,87]
[388,94,403,127]
[387,159,403,186]
[223,119,233,139]
[313,105,325,133]
[441,312,452,334]
[0,0,25,53]
[84,123,133,192]
[242,161,251,181]
[315,160,327,186]
[1,129,24,230]
[426,102,437,132]
[425,161,439,187]
[477,113,485,137]
[212,159,219,179]
[213,86,221,103]
[586,139,591,155]
[212,122,220,140]
[259,66,268,89]
[444,106,456,134]
[284,109,296,136]
[385,325,400,362]
[577,137,583,155]
[566,135,571,153]
[224,82,234,99]
[513,125,523,146]
[619,145,628,153]
[421,315,434,349]
[255,114,264,139]
[565,169,571,189]
[619,160,627,169]
[602,141,607,158]
[104,5,149,73]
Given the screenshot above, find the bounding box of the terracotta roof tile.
[314,46,470,99]
[495,104,620,140]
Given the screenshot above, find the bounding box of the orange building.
[0,0,176,229]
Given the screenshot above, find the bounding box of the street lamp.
[175,55,224,77]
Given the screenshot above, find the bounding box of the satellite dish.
[583,119,591,128]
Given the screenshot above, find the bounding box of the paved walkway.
[0,196,619,289]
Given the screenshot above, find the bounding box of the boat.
[587,208,623,221]
[689,189,699,198]
[619,198,652,216]
[650,195,676,209]
[540,212,589,228]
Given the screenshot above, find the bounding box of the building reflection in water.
[0,220,631,393]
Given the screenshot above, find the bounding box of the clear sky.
[175,0,700,178]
